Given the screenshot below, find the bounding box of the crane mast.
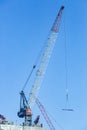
[17,5,64,126]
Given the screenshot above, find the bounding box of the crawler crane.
[17,6,64,126]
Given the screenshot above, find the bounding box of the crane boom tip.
[51,5,64,33]
[61,5,64,10]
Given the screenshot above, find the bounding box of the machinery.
[0,114,6,121]
[17,5,64,126]
[0,114,6,124]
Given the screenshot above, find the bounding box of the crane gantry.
[17,5,64,126]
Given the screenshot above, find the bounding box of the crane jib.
[28,32,58,107]
[28,6,64,108]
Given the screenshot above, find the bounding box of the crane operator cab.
[25,108,32,126]
[17,90,32,126]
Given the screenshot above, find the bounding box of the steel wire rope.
[22,28,54,91]
[63,5,74,111]
[64,18,69,108]
[47,112,65,130]
[22,42,47,91]
[38,99,65,130]
[63,6,70,109]
[36,97,65,130]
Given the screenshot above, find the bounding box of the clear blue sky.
[0,0,87,130]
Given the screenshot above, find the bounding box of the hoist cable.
[64,10,68,105]
[22,43,46,91]
[46,108,65,130]
[63,6,74,111]
[63,8,69,108]
[22,65,36,91]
